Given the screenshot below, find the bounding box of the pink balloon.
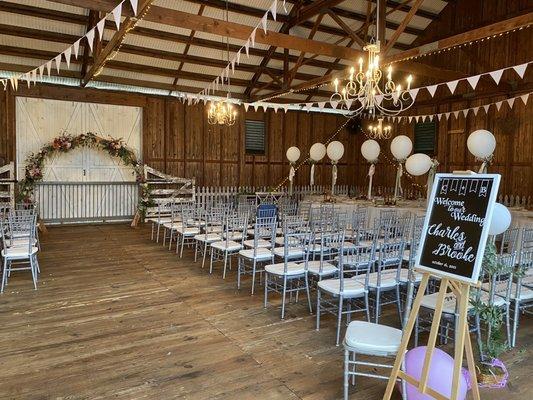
[404,347,470,400]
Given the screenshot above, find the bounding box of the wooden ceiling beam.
[81,0,154,86]
[289,0,347,25]
[47,0,366,60]
[382,0,424,54]
[325,9,366,48]
[385,12,533,63]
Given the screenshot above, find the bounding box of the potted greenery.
[470,241,511,388]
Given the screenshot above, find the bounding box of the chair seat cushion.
[211,240,242,252]
[239,248,273,261]
[265,262,305,276]
[362,271,398,288]
[162,222,183,230]
[2,246,39,258]
[223,232,244,241]
[274,236,301,246]
[306,260,338,276]
[420,291,488,314]
[273,246,305,259]
[176,227,200,235]
[243,239,273,249]
[344,321,402,356]
[194,233,221,243]
[398,269,424,283]
[318,278,366,297]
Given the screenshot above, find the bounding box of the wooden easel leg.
[383,274,430,400]
[464,314,481,400]
[451,283,470,400]
[419,279,450,393]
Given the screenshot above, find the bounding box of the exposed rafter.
[382,0,424,54]
[289,0,347,26]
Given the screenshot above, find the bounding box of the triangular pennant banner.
[273,105,279,113]
[446,80,459,94]
[244,103,250,111]
[374,94,383,106]
[453,110,460,119]
[408,88,419,100]
[236,50,241,65]
[73,39,81,59]
[462,109,469,118]
[437,114,442,121]
[270,0,277,21]
[507,98,515,108]
[250,28,256,48]
[513,63,528,79]
[112,3,123,30]
[261,14,268,34]
[483,104,491,113]
[489,69,504,85]
[46,60,52,77]
[54,54,62,73]
[473,107,480,116]
[330,100,339,109]
[96,19,106,40]
[345,99,353,109]
[467,74,481,90]
[520,93,530,105]
[317,101,325,110]
[282,104,289,113]
[86,28,95,51]
[408,116,413,123]
[426,84,438,97]
[130,0,139,15]
[495,101,503,111]
[444,112,450,120]
[244,40,250,57]
[64,46,72,69]
[231,60,235,74]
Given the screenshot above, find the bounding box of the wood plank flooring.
[0,224,531,399]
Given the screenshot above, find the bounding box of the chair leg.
[202,242,208,269]
[281,276,287,319]
[305,274,312,314]
[194,241,198,262]
[30,256,37,290]
[395,285,403,325]
[237,257,242,290]
[505,304,511,345]
[344,349,350,400]
[364,292,370,322]
[222,253,228,279]
[179,234,185,258]
[336,296,344,346]
[1,257,8,293]
[251,259,257,295]
[512,299,520,347]
[374,289,381,323]
[264,272,269,308]
[209,249,215,274]
[316,289,322,330]
[151,222,155,241]
[351,351,356,385]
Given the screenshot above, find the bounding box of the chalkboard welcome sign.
[416,173,501,284]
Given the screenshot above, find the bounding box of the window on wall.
[414,121,437,155]
[245,119,266,155]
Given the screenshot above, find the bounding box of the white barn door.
[16,97,142,222]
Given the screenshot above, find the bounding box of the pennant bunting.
[495,101,503,111]
[453,110,460,119]
[54,54,62,73]
[473,107,480,116]
[426,84,438,97]
[46,60,52,77]
[112,3,123,30]
[261,14,268,34]
[270,0,277,21]
[86,28,95,51]
[444,112,451,120]
[64,46,72,69]
[330,100,339,109]
[130,0,139,15]
[466,74,481,90]
[489,69,504,85]
[507,98,515,108]
[462,109,469,118]
[520,93,529,105]
[38,65,45,79]
[97,19,106,40]
[73,40,81,59]
[483,104,491,113]
[513,63,528,79]
[317,102,326,110]
[408,88,419,101]
[250,28,256,48]
[446,80,459,94]
[244,40,250,57]
[243,103,250,111]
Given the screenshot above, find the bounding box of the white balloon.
[327,141,345,161]
[310,142,326,162]
[467,129,496,159]
[405,153,432,176]
[390,135,413,161]
[488,203,512,236]
[286,146,301,163]
[361,139,380,162]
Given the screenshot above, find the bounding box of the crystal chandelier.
[367,117,392,139]
[330,8,415,118]
[208,99,237,126]
[207,0,237,127]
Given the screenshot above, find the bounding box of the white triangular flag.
[270,0,277,21]
[64,46,72,69]
[345,99,353,109]
[250,28,256,48]
[444,112,451,120]
[130,0,138,15]
[446,80,459,94]
[73,39,81,59]
[96,19,105,40]
[415,116,421,123]
[489,69,504,85]
[253,103,260,112]
[46,60,52,77]
[462,109,469,118]
[32,69,38,84]
[507,98,515,108]
[520,93,529,105]
[244,40,250,57]
[10,77,18,91]
[231,59,235,74]
[54,54,62,73]
[273,105,279,113]
[224,66,230,81]
[453,110,460,119]
[24,74,30,88]
[408,88,419,100]
[467,74,481,90]
[330,100,338,109]
[38,64,45,79]
[437,114,443,121]
[426,84,438,97]
[86,28,95,51]
[495,101,503,111]
[513,63,528,79]
[408,116,413,123]
[306,103,313,112]
[429,115,434,122]
[317,102,325,110]
[282,104,289,113]
[473,107,480,116]
[483,104,491,113]
[236,50,241,65]
[112,3,123,30]
[261,14,268,34]
[244,103,250,111]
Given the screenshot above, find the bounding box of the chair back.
[375,242,405,288]
[312,230,345,275]
[280,231,309,273]
[223,213,248,244]
[252,216,277,256]
[496,227,519,255]
[257,203,277,219]
[3,212,37,254]
[516,249,533,300]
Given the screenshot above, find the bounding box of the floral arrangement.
[18,132,154,217]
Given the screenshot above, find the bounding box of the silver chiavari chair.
[238,215,277,294]
[194,206,226,268]
[210,213,248,278]
[317,239,372,345]
[306,230,344,282]
[496,227,520,255]
[162,202,182,249]
[1,212,39,292]
[175,203,201,258]
[511,247,533,347]
[264,230,311,319]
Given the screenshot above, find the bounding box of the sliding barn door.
[16,97,142,222]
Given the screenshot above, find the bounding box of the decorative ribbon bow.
[288,165,295,182]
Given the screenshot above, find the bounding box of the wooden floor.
[0,224,531,399]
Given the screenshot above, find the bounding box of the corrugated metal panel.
[15,0,86,14]
[102,68,175,85]
[113,52,183,71]
[0,11,86,36]
[0,34,67,54]
[119,33,186,54]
